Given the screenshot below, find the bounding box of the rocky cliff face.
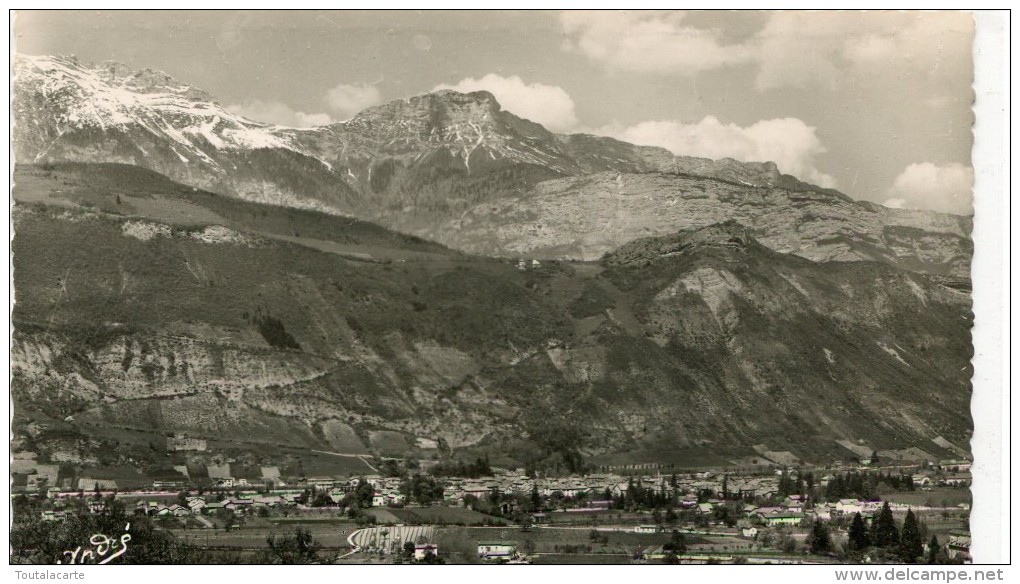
[14,54,971,279]
[426,172,972,277]
[11,169,973,470]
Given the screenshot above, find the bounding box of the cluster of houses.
[18,457,973,530]
[625,491,966,534]
[12,450,972,501]
[43,466,974,519]
[433,471,784,505]
[738,495,901,526]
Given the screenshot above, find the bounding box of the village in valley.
[11,446,973,565]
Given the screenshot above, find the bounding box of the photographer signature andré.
[58,522,132,564]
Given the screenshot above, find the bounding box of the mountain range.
[14,54,971,277]
[10,54,973,477]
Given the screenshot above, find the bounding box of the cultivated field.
[531,553,632,564]
[368,430,412,457]
[320,420,370,454]
[431,525,712,559]
[351,525,437,551]
[879,487,971,508]
[171,520,356,550]
[366,506,504,525]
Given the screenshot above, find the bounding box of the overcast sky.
[14,10,975,214]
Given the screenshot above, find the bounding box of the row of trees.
[757,501,963,565]
[399,474,445,506]
[428,456,492,479]
[845,503,956,563]
[300,473,447,509]
[256,527,323,564]
[825,471,916,501]
[798,502,962,564]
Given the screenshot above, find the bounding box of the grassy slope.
[15,163,452,259]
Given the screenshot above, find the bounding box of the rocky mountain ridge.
[428,171,972,277]
[14,54,972,278]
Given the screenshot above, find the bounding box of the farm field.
[367,506,506,525]
[368,430,412,457]
[432,525,709,558]
[170,522,355,550]
[270,446,377,476]
[350,525,437,551]
[269,517,360,527]
[879,487,971,508]
[150,514,804,564]
[531,553,632,564]
[320,420,370,454]
[515,509,698,529]
[149,515,813,565]
[76,464,157,489]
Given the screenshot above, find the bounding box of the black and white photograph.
[6,8,1009,574]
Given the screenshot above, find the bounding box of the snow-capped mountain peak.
[13,53,297,160]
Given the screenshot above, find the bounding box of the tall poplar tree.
[873,501,900,548]
[899,508,924,562]
[848,512,871,552]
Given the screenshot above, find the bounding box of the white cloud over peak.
[433,74,579,132]
[227,100,332,128]
[884,162,973,215]
[560,11,753,75]
[230,81,385,127]
[596,116,836,188]
[326,83,384,119]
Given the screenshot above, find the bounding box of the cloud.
[326,83,383,119]
[754,12,973,91]
[884,162,973,215]
[752,13,848,91]
[596,116,836,187]
[560,11,753,74]
[227,81,383,127]
[559,11,974,92]
[434,74,578,132]
[227,100,332,128]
